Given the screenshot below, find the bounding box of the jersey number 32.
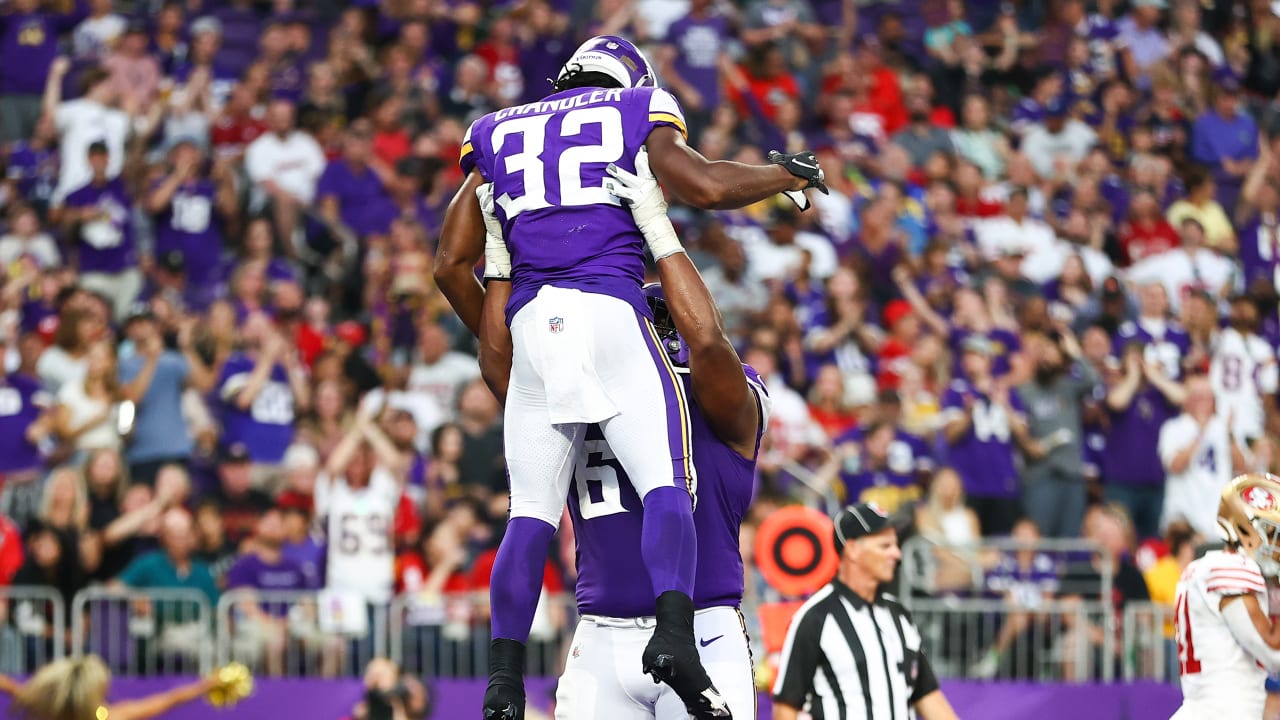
[491,107,625,218]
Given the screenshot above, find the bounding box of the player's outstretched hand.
[605,149,686,261]
[767,150,829,212]
[476,182,512,282]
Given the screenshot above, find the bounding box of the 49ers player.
[1174,473,1280,719]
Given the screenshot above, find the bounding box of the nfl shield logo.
[549,317,564,334]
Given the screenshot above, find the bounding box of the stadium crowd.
[0,0,1277,685]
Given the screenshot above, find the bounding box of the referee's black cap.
[833,502,892,552]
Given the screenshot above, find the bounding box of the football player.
[435,35,824,720]
[1173,473,1280,719]
[483,145,767,719]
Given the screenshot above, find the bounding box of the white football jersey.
[315,466,399,603]
[1159,414,1235,539]
[1172,550,1268,719]
[1210,328,1278,440]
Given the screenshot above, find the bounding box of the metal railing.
[15,582,1174,683]
[899,536,1114,603]
[215,588,388,678]
[1122,601,1178,683]
[389,591,576,678]
[909,597,1116,682]
[0,587,65,675]
[71,586,214,676]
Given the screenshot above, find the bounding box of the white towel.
[531,286,619,425]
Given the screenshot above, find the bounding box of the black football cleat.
[483,638,527,720]
[642,591,733,719]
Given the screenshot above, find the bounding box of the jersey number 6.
[490,107,626,218]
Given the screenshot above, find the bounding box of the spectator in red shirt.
[857,36,907,135]
[953,160,1005,218]
[210,84,267,163]
[0,514,21,585]
[877,299,923,389]
[1118,191,1181,265]
[808,364,859,438]
[725,42,800,124]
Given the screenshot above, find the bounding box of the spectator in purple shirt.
[941,335,1040,535]
[658,0,730,142]
[225,506,310,676]
[1190,74,1258,214]
[145,140,237,311]
[216,313,311,486]
[59,141,141,322]
[0,0,84,142]
[316,121,397,241]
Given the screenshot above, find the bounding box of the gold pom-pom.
[207,662,254,708]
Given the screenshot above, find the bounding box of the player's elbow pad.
[1222,595,1280,671]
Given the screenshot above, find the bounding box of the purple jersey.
[568,368,766,617]
[226,553,310,617]
[4,142,58,204]
[0,9,81,94]
[832,426,932,512]
[1101,386,1175,485]
[664,14,730,111]
[1111,319,1191,380]
[0,373,49,473]
[941,379,1025,498]
[460,86,688,323]
[216,353,295,463]
[985,552,1060,604]
[315,159,397,237]
[153,179,224,291]
[949,326,1022,379]
[64,179,136,274]
[1237,212,1280,289]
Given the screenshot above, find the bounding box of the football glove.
[475,182,512,282]
[604,148,686,261]
[767,150,829,211]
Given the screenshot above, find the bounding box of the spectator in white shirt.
[1126,217,1238,312]
[1159,375,1247,538]
[73,0,126,59]
[244,99,326,250]
[43,60,132,207]
[975,187,1057,261]
[1020,99,1098,180]
[403,322,480,448]
[0,204,61,270]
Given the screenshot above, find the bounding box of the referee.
[772,503,959,720]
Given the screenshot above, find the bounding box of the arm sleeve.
[647,88,688,139]
[1222,595,1280,671]
[909,650,941,703]
[772,605,824,708]
[459,118,492,180]
[1206,562,1267,596]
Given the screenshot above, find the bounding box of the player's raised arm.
[434,169,489,336]
[645,126,825,210]
[605,152,759,457]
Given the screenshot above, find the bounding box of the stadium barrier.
[49,579,1173,685]
[215,588,388,678]
[1121,600,1178,683]
[898,536,1118,682]
[0,586,65,675]
[71,586,214,676]
[389,589,576,678]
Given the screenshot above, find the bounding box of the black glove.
[768,150,830,195]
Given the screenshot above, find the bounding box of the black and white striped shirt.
[772,580,939,720]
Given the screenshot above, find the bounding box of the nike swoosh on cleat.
[699,635,724,647]
[791,160,817,170]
